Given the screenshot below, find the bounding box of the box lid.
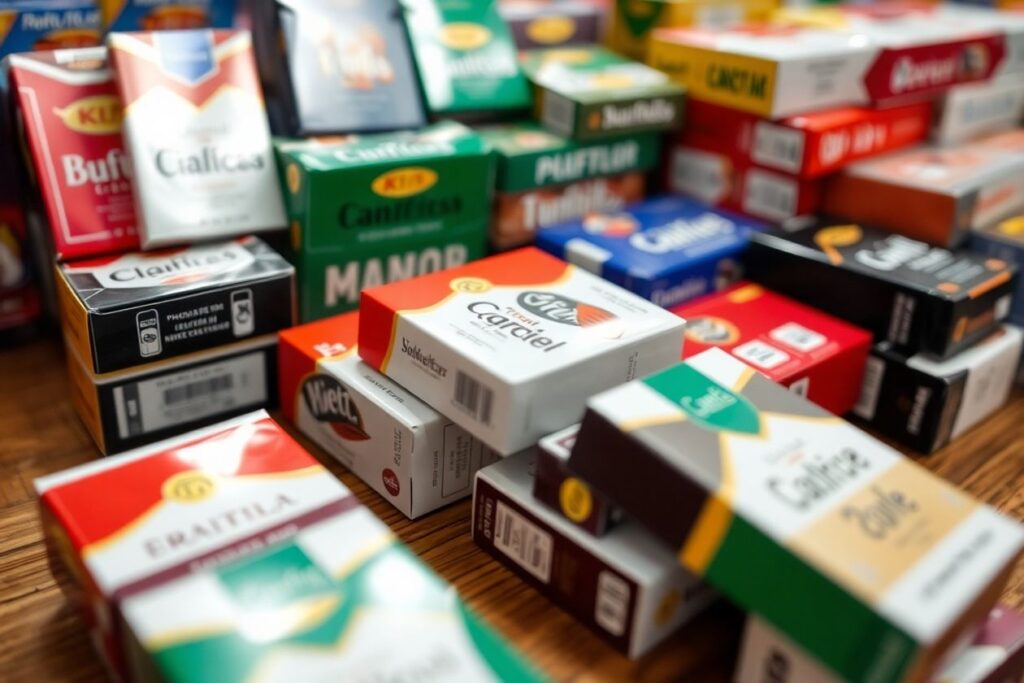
[58,236,294,313]
[536,195,761,282]
[521,45,684,104]
[752,218,1016,303]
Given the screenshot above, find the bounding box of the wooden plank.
[1,338,1021,682]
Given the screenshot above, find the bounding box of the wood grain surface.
[1,336,1022,683]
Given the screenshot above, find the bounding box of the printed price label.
[493,501,553,583]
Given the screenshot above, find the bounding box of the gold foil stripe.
[232,465,328,481]
[679,432,735,573]
[83,500,167,558]
[331,532,397,581]
[617,413,686,433]
[144,621,237,651]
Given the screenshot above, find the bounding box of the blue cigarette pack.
[971,215,1024,326]
[535,195,764,308]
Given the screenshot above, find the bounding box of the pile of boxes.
[5,1,1024,682]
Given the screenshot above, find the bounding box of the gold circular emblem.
[162,471,216,503]
[450,277,492,294]
[559,477,593,524]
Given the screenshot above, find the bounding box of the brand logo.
[685,316,740,345]
[516,291,617,327]
[400,338,447,378]
[162,471,216,503]
[813,225,863,265]
[439,22,491,50]
[527,17,577,45]
[371,167,438,198]
[889,44,989,95]
[53,95,122,135]
[62,149,132,189]
[382,468,400,497]
[650,364,760,434]
[87,242,255,289]
[583,212,639,237]
[629,213,735,255]
[155,147,266,178]
[706,64,769,100]
[302,375,369,441]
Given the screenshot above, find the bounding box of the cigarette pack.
[533,424,620,536]
[8,47,138,261]
[402,0,531,118]
[0,1,100,58]
[118,471,544,683]
[66,334,277,454]
[648,20,1004,119]
[536,195,760,308]
[473,450,715,658]
[569,347,1024,683]
[255,0,426,136]
[480,122,661,194]
[100,0,236,31]
[358,247,685,454]
[672,282,872,415]
[606,0,779,61]
[493,173,647,251]
[972,215,1024,325]
[278,311,500,518]
[853,325,1022,454]
[665,139,822,223]
[35,411,344,676]
[935,74,1024,146]
[744,218,1017,359]
[274,121,492,321]
[684,99,932,179]
[735,604,1024,683]
[521,47,685,141]
[499,0,603,50]
[108,30,286,248]
[823,146,1024,248]
[56,237,294,374]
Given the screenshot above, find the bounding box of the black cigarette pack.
[473,452,714,659]
[56,237,295,374]
[744,218,1017,359]
[251,0,426,136]
[853,325,1022,453]
[66,336,278,455]
[533,425,620,537]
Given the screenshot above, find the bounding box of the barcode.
[853,356,886,420]
[752,122,805,174]
[163,375,234,406]
[744,170,798,221]
[770,322,826,352]
[733,340,789,370]
[454,371,494,425]
[493,501,553,583]
[595,571,630,637]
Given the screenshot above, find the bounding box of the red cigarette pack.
[685,99,933,179]
[8,47,138,260]
[671,282,872,415]
[664,135,821,223]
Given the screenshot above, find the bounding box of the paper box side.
[278,312,360,422]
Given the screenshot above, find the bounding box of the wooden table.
[2,335,1023,683]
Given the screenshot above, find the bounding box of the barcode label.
[752,122,805,174]
[493,501,553,583]
[163,375,233,405]
[733,340,790,370]
[743,169,799,221]
[770,322,826,352]
[854,356,886,420]
[454,371,494,425]
[670,148,729,204]
[595,571,631,637]
[113,350,267,439]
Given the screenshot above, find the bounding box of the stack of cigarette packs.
[35,410,545,683]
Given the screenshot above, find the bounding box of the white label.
[853,356,886,420]
[669,148,730,205]
[595,570,631,637]
[770,322,826,352]
[565,238,613,275]
[114,351,267,438]
[996,295,1011,322]
[752,122,805,174]
[493,501,553,583]
[732,340,790,370]
[695,3,744,28]
[743,170,799,221]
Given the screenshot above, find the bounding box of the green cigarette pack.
[521,46,685,141]
[275,121,493,321]
[478,122,661,193]
[402,0,532,118]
